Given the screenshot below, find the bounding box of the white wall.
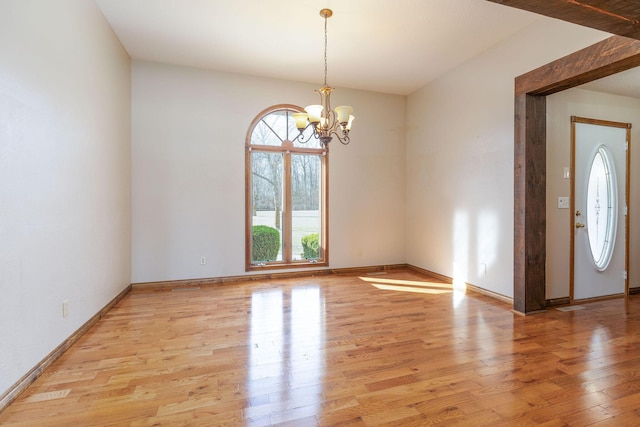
[546,88,640,299]
[406,19,609,298]
[0,0,131,396]
[131,62,406,283]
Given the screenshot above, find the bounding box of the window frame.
[245,104,329,271]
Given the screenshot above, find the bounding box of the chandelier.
[292,8,354,147]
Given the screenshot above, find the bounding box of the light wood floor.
[2,270,640,426]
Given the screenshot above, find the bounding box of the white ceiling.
[579,67,640,99]
[95,0,543,96]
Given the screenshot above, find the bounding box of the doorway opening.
[570,117,630,302]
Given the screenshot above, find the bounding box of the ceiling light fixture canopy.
[293,8,354,147]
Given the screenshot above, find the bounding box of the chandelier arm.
[291,124,318,144]
[331,129,350,145]
[325,92,333,124]
[327,109,337,130]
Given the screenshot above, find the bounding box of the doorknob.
[576,210,582,216]
[576,222,585,228]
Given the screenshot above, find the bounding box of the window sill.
[246,260,328,272]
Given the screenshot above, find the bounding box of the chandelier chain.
[323,12,328,87]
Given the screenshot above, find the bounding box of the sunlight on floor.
[453,282,467,308]
[360,276,469,305]
[360,276,453,294]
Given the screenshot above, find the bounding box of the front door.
[571,117,629,301]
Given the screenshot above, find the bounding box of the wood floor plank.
[4,270,640,425]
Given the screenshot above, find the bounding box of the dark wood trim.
[0,285,132,413]
[571,116,634,129]
[244,104,328,272]
[405,265,454,284]
[630,287,640,295]
[512,35,640,314]
[626,126,631,296]
[406,265,514,305]
[570,117,631,301]
[513,93,546,314]
[245,144,252,271]
[133,264,410,290]
[134,264,513,306]
[322,146,329,267]
[283,149,293,264]
[569,116,577,304]
[574,293,626,304]
[487,1,640,41]
[515,36,640,97]
[545,294,631,307]
[546,296,571,307]
[246,259,329,272]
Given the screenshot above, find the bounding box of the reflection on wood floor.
[2,269,640,426]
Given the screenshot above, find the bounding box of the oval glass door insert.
[586,145,618,271]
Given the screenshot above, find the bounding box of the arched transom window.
[245,104,328,270]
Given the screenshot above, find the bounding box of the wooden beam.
[488,0,640,40]
[516,36,640,96]
[513,94,546,314]
[510,35,640,314]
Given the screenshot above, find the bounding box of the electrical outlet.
[200,256,206,265]
[62,300,69,318]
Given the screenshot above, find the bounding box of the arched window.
[245,104,328,270]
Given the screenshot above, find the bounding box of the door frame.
[512,35,640,314]
[569,116,631,303]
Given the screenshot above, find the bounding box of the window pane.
[291,154,322,261]
[251,151,284,262]
[251,119,284,146]
[586,146,617,271]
